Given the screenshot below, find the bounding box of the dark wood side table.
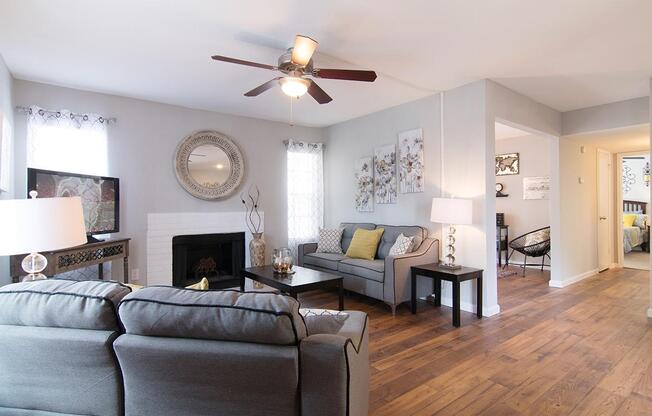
[411,263,483,327]
[242,265,344,310]
[497,225,509,266]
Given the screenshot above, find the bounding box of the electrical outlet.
[131,268,140,282]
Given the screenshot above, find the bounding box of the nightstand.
[410,263,483,327]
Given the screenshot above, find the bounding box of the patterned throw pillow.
[316,228,344,254]
[389,233,415,256]
[300,308,349,335]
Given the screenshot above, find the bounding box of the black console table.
[497,225,509,266]
[10,238,130,283]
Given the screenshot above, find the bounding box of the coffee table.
[241,265,344,310]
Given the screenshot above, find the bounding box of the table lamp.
[0,193,87,280]
[430,197,473,270]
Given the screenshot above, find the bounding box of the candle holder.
[272,248,294,274]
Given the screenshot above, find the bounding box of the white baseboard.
[549,268,599,288]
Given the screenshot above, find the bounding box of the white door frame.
[596,148,613,271]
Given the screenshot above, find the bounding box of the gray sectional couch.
[298,223,439,314]
[0,279,369,416]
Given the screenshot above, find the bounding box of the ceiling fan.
[211,35,377,104]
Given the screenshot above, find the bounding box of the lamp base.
[21,252,48,278]
[439,262,462,270]
[22,273,47,282]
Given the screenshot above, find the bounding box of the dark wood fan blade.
[244,78,282,97]
[211,55,276,71]
[308,80,333,104]
[312,68,377,82]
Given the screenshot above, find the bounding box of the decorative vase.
[249,232,266,267]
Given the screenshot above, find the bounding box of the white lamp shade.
[430,197,473,225]
[0,196,87,255]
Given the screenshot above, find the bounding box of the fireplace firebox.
[172,232,244,289]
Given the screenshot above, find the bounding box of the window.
[287,140,324,258]
[26,106,108,176]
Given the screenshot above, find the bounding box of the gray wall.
[0,55,14,285]
[324,94,442,232]
[13,80,323,284]
[495,134,551,264]
[562,96,649,136]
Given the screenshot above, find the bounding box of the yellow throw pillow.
[624,213,636,228]
[346,228,385,260]
[125,277,209,292]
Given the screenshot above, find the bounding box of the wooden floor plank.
[300,266,652,415]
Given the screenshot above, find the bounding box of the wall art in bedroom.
[496,152,520,176]
[398,128,424,193]
[354,156,374,212]
[374,144,397,204]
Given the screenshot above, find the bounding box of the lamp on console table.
[0,193,87,281]
[430,197,473,270]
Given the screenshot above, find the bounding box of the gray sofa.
[298,223,439,314]
[0,279,369,416]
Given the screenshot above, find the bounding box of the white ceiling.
[566,124,650,153]
[1,0,651,127]
[495,122,531,140]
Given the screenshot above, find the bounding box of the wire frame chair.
[505,226,551,276]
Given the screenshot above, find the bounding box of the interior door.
[597,149,612,271]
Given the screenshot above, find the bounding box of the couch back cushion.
[118,287,307,345]
[0,279,130,331]
[340,222,376,253]
[376,225,427,259]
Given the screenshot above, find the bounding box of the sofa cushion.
[118,287,308,345]
[340,222,376,253]
[0,279,130,331]
[338,258,385,282]
[376,225,427,259]
[303,252,346,271]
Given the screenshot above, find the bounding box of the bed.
[623,200,649,253]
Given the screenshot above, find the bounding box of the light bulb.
[279,77,309,98]
[215,164,224,170]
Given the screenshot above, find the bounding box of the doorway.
[494,121,554,295]
[619,152,651,270]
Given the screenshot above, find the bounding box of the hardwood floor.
[300,267,652,415]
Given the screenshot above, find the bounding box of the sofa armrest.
[383,238,439,306]
[297,243,318,266]
[300,311,369,416]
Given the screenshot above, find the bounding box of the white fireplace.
[146,211,263,286]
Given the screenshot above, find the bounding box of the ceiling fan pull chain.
[289,96,294,126]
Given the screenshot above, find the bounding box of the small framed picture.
[496,153,519,176]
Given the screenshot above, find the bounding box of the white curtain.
[287,140,324,258]
[26,105,108,176]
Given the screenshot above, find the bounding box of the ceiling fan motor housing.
[278,48,313,75]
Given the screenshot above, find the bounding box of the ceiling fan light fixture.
[279,77,310,98]
[291,35,318,66]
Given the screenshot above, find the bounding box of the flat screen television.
[27,168,120,237]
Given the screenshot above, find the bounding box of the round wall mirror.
[174,131,245,200]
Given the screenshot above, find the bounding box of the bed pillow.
[623,213,637,228]
[316,228,344,254]
[634,214,648,228]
